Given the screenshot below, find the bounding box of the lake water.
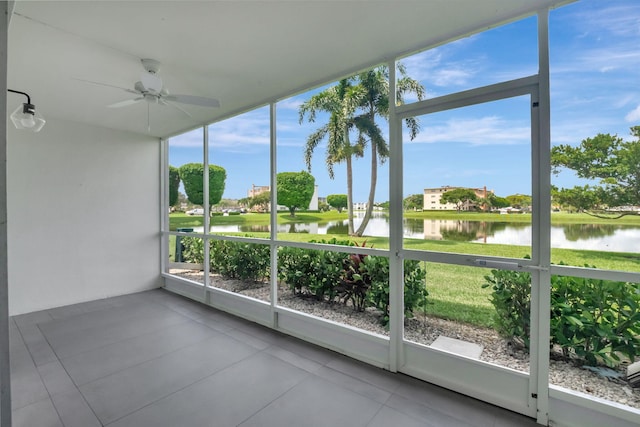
[202,212,640,253]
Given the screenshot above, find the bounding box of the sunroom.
[3,1,639,426]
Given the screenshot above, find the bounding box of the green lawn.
[167,211,639,328]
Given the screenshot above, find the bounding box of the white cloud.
[408,116,530,146]
[277,98,303,111]
[625,105,640,122]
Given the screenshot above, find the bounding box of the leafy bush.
[366,258,428,325]
[483,264,640,367]
[180,237,270,282]
[551,273,640,367]
[482,269,532,349]
[181,237,204,263]
[181,237,429,326]
[277,239,428,325]
[210,240,270,282]
[277,238,351,301]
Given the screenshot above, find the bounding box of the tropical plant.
[353,64,425,236]
[299,79,366,234]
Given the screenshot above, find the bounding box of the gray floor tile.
[17,323,58,366]
[265,346,324,373]
[240,375,382,427]
[326,355,404,393]
[61,320,217,385]
[367,406,429,427]
[42,306,189,358]
[50,389,102,427]
[11,359,49,410]
[192,313,236,332]
[13,398,63,427]
[13,310,53,328]
[39,300,172,339]
[384,394,473,427]
[314,365,392,404]
[80,333,257,424]
[394,376,497,427]
[47,303,87,320]
[224,328,272,350]
[37,360,77,396]
[109,352,310,427]
[277,335,340,365]
[493,409,539,427]
[6,290,543,427]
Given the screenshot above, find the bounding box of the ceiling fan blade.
[163,94,220,108]
[107,98,143,108]
[161,99,193,118]
[73,77,139,95]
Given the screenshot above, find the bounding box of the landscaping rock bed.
[170,270,640,410]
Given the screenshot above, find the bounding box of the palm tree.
[298,79,365,234]
[353,64,425,236]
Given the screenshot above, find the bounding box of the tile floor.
[9,289,540,426]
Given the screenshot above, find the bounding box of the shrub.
[277,238,351,300]
[181,237,204,264]
[366,258,428,325]
[210,240,270,282]
[482,269,532,349]
[482,264,640,367]
[183,237,430,326]
[551,272,640,367]
[180,237,270,282]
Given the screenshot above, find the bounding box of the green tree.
[441,188,478,212]
[169,166,181,207]
[326,194,348,212]
[552,126,640,217]
[299,79,366,234]
[353,64,425,236]
[277,171,315,216]
[248,191,271,211]
[505,194,532,210]
[490,195,510,209]
[554,185,602,212]
[403,193,424,210]
[179,163,227,208]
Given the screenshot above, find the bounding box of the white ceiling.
[8,0,570,138]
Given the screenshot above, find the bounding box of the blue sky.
[169,0,640,204]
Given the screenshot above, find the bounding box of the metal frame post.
[388,60,403,372]
[0,2,11,425]
[533,9,552,425]
[270,103,278,326]
[203,126,211,302]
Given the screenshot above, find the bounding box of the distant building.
[353,202,368,210]
[423,186,493,211]
[247,184,270,198]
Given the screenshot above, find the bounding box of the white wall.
[7,119,161,315]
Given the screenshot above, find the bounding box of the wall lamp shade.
[8,90,46,132]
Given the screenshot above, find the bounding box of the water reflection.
[204,213,640,252]
[562,223,616,242]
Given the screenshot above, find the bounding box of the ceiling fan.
[77,58,220,131]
